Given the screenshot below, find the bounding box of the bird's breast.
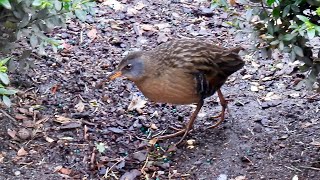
[135,69,200,104]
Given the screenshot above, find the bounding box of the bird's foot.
[154,126,194,146]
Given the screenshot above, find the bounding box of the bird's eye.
[125,64,132,70]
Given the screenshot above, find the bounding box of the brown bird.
[103,39,244,145]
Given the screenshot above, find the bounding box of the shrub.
[212,0,320,91]
[0,57,17,107]
[0,0,96,107]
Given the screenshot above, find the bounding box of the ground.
[0,0,320,179]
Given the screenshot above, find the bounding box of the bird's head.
[107,51,147,82]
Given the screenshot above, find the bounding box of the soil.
[0,0,320,179]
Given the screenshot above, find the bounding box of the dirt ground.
[0,0,320,179]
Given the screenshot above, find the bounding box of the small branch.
[0,109,17,122]
[299,166,320,171]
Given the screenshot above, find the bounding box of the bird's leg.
[209,89,228,129]
[156,100,204,145]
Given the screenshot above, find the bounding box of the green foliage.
[0,57,17,107]
[213,0,320,91]
[0,0,96,107]
[0,0,96,56]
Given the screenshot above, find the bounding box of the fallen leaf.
[250,85,259,92]
[127,95,147,112]
[17,147,28,156]
[150,123,158,130]
[96,142,106,153]
[264,92,281,101]
[127,7,138,15]
[148,138,158,145]
[7,129,17,139]
[120,169,141,180]
[0,153,5,163]
[157,33,169,43]
[154,23,171,30]
[110,20,122,30]
[87,28,97,40]
[54,115,72,124]
[132,150,147,161]
[242,74,252,80]
[75,100,85,112]
[59,167,72,175]
[234,176,246,180]
[15,114,28,120]
[103,0,124,11]
[261,76,273,81]
[45,136,55,143]
[135,1,145,10]
[141,24,156,31]
[187,139,196,145]
[310,140,320,146]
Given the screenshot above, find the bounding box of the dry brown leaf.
[75,100,85,112]
[127,95,147,111]
[149,138,158,145]
[59,167,72,175]
[87,28,97,40]
[135,1,145,10]
[234,176,247,180]
[17,147,28,156]
[7,129,17,139]
[103,0,124,11]
[141,24,156,31]
[0,153,5,163]
[150,123,158,130]
[45,136,55,143]
[110,20,122,30]
[54,115,71,124]
[310,140,320,146]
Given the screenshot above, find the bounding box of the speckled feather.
[118,39,244,104]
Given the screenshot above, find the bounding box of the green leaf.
[279,41,284,51]
[270,40,280,45]
[282,5,290,17]
[307,29,315,39]
[291,5,300,12]
[272,7,280,18]
[297,15,309,22]
[0,57,11,66]
[293,46,304,57]
[283,34,296,41]
[266,0,275,6]
[75,9,87,22]
[0,88,17,95]
[96,142,106,153]
[291,49,297,61]
[0,0,11,9]
[32,0,42,6]
[2,95,11,107]
[0,72,9,85]
[54,0,62,11]
[30,34,38,48]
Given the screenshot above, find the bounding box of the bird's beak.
[107,71,122,81]
[96,71,122,89]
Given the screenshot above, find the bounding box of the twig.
[104,158,124,178]
[141,155,149,176]
[0,109,17,122]
[299,166,320,171]
[284,165,302,172]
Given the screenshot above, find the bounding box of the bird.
[102,39,245,145]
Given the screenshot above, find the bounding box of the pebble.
[14,171,21,176]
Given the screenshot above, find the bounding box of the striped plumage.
[107,38,245,145]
